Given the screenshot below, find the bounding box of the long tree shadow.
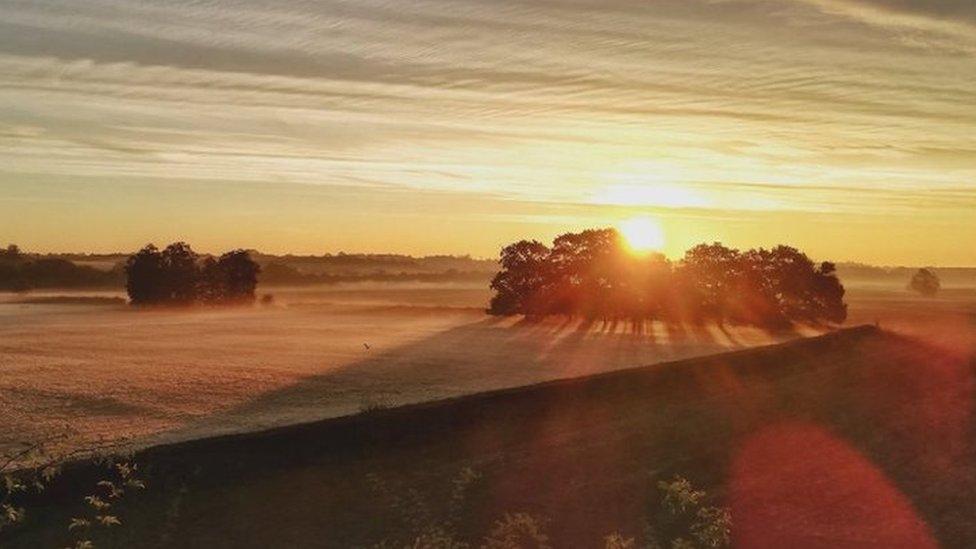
[143,315,807,452]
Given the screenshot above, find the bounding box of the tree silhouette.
[909,268,940,296]
[124,243,260,306]
[678,243,742,322]
[198,257,224,304]
[215,249,261,303]
[488,229,847,327]
[125,245,168,305]
[489,240,551,316]
[160,242,200,304]
[0,244,21,260]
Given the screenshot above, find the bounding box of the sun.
[618,216,665,253]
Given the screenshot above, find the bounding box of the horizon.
[1,0,975,266]
[11,242,976,270]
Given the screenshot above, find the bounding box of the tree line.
[0,245,120,291]
[260,261,490,286]
[488,228,847,327]
[125,242,260,306]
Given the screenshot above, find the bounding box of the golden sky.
[1,0,975,265]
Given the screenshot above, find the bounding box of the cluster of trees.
[489,228,847,327]
[0,244,120,291]
[125,243,260,306]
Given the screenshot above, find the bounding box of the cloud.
[835,0,976,22]
[0,0,974,221]
[795,0,976,37]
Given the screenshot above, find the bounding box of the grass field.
[0,283,812,461]
[3,324,974,548]
[2,281,975,547]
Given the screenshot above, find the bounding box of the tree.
[546,228,622,318]
[909,268,940,296]
[197,257,224,303]
[487,229,847,327]
[746,246,846,326]
[489,240,551,316]
[678,243,742,321]
[214,250,260,303]
[124,245,167,305]
[160,242,200,304]
[808,261,847,324]
[0,244,21,261]
[124,243,259,306]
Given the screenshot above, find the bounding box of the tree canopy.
[489,229,846,327]
[908,268,940,296]
[125,243,260,306]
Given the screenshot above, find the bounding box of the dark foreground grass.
[5,325,975,548]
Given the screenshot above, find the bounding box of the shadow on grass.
[149,316,799,448]
[7,325,975,548]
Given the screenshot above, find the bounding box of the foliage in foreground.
[1,438,145,549]
[4,437,727,548]
[367,468,731,549]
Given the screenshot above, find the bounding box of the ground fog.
[0,282,819,459]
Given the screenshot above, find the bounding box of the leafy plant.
[482,513,551,549]
[1,436,68,535]
[645,476,731,549]
[65,461,146,549]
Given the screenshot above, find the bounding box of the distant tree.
[0,244,21,261]
[909,268,940,296]
[259,262,307,286]
[125,243,259,306]
[124,245,168,305]
[197,257,224,303]
[160,242,200,304]
[0,244,27,291]
[214,249,260,303]
[1,244,119,292]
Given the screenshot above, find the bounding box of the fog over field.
[0,282,827,460]
[4,278,973,464]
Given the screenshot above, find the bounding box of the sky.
[1,0,975,265]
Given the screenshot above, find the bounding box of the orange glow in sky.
[0,0,974,265]
[618,217,666,253]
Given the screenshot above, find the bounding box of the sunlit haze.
[1,0,975,265]
[618,216,666,253]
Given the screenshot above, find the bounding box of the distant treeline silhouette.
[488,228,847,327]
[260,261,491,286]
[125,243,260,306]
[0,244,120,291]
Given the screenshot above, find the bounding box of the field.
[4,324,975,548]
[0,283,814,460]
[2,280,975,547]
